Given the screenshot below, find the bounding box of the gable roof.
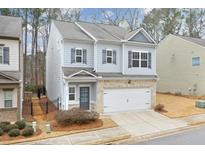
[0,72,21,84]
[0,15,22,39]
[174,35,205,48]
[53,20,93,41]
[52,20,156,44]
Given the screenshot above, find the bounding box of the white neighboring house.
[0,16,23,121]
[46,20,157,113]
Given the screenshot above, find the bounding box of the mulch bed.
[51,119,103,132]
[0,129,42,142]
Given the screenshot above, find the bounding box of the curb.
[110,124,205,144]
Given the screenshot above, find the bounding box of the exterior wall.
[130,31,152,43]
[0,85,20,122]
[46,22,64,104]
[0,39,20,71]
[96,79,156,113]
[63,40,94,68]
[157,35,205,96]
[96,42,122,72]
[123,44,156,75]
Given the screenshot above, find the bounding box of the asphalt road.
[135,126,205,145]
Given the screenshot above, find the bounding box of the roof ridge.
[97,24,122,40]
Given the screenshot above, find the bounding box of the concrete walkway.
[19,127,130,145]
[107,110,188,137]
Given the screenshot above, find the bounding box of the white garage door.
[104,88,151,113]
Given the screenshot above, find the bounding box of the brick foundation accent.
[0,108,18,122]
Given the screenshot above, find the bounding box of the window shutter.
[148,52,152,68]
[3,47,9,64]
[128,51,132,68]
[83,49,87,64]
[113,50,117,64]
[71,48,75,64]
[102,49,106,64]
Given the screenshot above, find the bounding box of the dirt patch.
[51,119,103,132]
[157,93,205,118]
[0,129,42,142]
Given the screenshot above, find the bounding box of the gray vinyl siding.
[96,43,122,73]
[46,22,64,104]
[63,41,94,68]
[0,39,19,71]
[130,31,153,44]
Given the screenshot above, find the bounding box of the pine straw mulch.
[0,118,117,145]
[157,92,205,118]
[0,129,42,143]
[51,119,103,131]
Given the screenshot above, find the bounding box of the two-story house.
[46,20,157,113]
[0,16,23,121]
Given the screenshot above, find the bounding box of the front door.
[80,87,90,110]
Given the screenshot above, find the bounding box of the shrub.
[0,121,10,132]
[22,127,34,137]
[4,124,18,132]
[0,128,3,136]
[55,108,100,125]
[8,129,20,137]
[154,104,165,112]
[15,120,26,129]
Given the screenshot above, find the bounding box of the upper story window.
[76,49,82,63]
[0,46,9,65]
[192,57,200,66]
[4,89,13,108]
[102,49,116,64]
[71,48,87,64]
[69,86,76,101]
[128,51,151,68]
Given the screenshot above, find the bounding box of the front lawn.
[156,93,205,118]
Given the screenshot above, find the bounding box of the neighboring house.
[46,20,157,113]
[0,16,23,121]
[157,34,205,96]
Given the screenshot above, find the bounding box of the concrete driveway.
[108,110,188,137]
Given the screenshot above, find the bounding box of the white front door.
[103,88,151,113]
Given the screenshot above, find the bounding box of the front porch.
[62,69,99,111]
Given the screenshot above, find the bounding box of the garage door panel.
[104,88,151,113]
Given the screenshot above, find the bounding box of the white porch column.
[64,80,69,110]
[122,43,125,74]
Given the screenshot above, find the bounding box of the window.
[69,86,75,101]
[141,52,148,68]
[106,50,113,63]
[4,90,13,108]
[76,49,82,63]
[0,46,9,64]
[132,52,140,67]
[192,57,200,66]
[129,51,150,68]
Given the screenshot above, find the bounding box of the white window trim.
[68,85,76,102]
[131,51,149,68]
[106,49,113,64]
[141,52,148,68]
[4,90,13,108]
[75,48,83,64]
[0,46,4,64]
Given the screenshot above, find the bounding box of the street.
[135,126,205,145]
